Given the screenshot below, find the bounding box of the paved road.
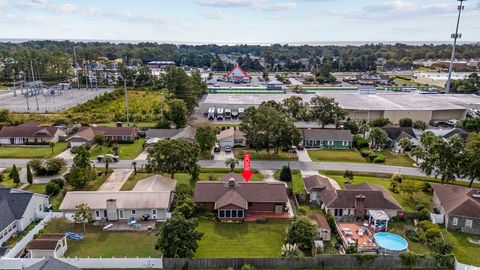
[0,159,425,176]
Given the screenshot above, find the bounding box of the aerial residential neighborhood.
[0,1,480,270]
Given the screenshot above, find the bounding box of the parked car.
[214,144,221,153]
[297,143,304,150]
[224,146,232,152]
[97,154,120,162]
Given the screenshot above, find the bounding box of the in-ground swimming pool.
[374,232,408,254]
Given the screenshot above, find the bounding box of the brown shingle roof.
[215,189,248,209]
[300,129,353,142]
[220,172,244,182]
[0,125,59,139]
[309,214,331,230]
[27,234,64,250]
[303,175,334,192]
[194,178,288,204]
[67,126,137,142]
[433,184,480,218]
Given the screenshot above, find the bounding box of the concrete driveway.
[259,170,276,182]
[134,150,149,160]
[55,149,76,160]
[98,169,133,191]
[296,149,312,162]
[213,150,234,161]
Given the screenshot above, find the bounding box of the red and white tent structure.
[224,64,250,82]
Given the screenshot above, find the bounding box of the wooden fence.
[163,255,452,269]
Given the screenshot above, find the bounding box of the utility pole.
[445,0,466,94]
[124,76,130,126]
[24,75,30,111]
[73,46,80,89]
[30,61,39,111]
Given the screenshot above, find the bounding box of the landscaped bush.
[404,227,421,242]
[425,228,441,241]
[400,252,417,266]
[298,206,307,215]
[353,135,369,149]
[360,148,374,157]
[419,220,438,231]
[431,238,454,255]
[391,172,403,183]
[50,178,64,189]
[415,203,426,211]
[28,158,66,176]
[45,181,60,196]
[422,182,432,192]
[373,154,385,163]
[417,208,430,221]
[367,152,378,162]
[280,165,292,182]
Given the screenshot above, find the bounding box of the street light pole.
[123,76,130,126]
[445,0,466,94]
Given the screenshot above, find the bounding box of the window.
[131,209,136,215]
[465,219,473,228]
[119,210,124,219]
[232,210,237,218]
[238,210,244,218]
[248,202,253,207]
[225,210,231,218]
[219,210,225,218]
[95,210,100,218]
[452,217,458,226]
[152,209,157,215]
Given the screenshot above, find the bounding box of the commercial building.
[200,92,480,123]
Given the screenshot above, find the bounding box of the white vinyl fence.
[456,260,480,270]
[0,258,163,269]
[430,213,444,224]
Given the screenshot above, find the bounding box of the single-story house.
[304,175,402,220]
[24,257,80,270]
[416,128,470,142]
[0,121,65,145]
[194,174,289,220]
[59,180,176,221]
[0,188,49,246]
[66,126,138,147]
[145,126,196,146]
[27,234,68,258]
[310,214,331,241]
[432,184,480,234]
[382,126,420,150]
[217,128,246,149]
[299,129,353,149]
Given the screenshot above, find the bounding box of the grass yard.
[120,172,155,191]
[171,168,263,188]
[0,173,18,188]
[308,149,365,163]
[326,174,432,212]
[234,148,297,160]
[274,169,303,194]
[308,149,414,167]
[195,219,288,258]
[23,183,47,194]
[0,142,67,159]
[90,139,145,160]
[96,122,157,128]
[442,229,480,266]
[43,219,159,258]
[388,222,432,255]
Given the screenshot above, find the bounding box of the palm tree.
[103,155,113,175]
[225,158,239,172]
[74,203,92,234]
[398,137,413,154]
[112,144,120,156]
[368,128,388,151]
[359,123,369,139]
[410,146,424,165]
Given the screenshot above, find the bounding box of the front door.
[95,210,101,220]
[152,209,157,220]
[311,192,317,202]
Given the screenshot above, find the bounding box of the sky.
[0,0,479,44]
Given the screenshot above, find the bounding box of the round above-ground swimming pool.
[374,232,408,254]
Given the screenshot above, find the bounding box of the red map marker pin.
[241,152,253,182]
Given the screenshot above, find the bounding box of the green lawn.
[0,173,18,188]
[171,168,263,188]
[90,139,145,160]
[120,172,155,191]
[0,142,67,158]
[195,219,288,258]
[308,149,414,167]
[442,229,480,266]
[80,169,112,191]
[234,148,297,160]
[23,183,47,194]
[326,174,432,212]
[388,221,432,255]
[43,219,159,258]
[96,122,157,128]
[274,169,303,194]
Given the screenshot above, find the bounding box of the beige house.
[217,128,246,149]
[0,121,65,145]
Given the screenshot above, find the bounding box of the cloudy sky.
[0,0,479,44]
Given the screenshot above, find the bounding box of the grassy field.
[43,220,159,258]
[195,219,288,258]
[120,172,155,191]
[90,139,145,160]
[234,148,297,160]
[0,142,67,158]
[442,229,480,266]
[274,169,303,194]
[96,122,157,128]
[326,174,432,212]
[308,149,414,167]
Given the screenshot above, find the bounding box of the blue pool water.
[374,232,408,252]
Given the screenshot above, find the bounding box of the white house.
[0,188,49,246]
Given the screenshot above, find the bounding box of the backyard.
[325,174,432,212]
[308,149,414,167]
[43,218,159,258]
[274,169,304,194]
[442,229,480,266]
[0,142,68,158]
[90,138,145,160]
[170,168,264,187]
[195,219,288,258]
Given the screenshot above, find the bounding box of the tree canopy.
[147,140,200,178]
[155,214,203,258]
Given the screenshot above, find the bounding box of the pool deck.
[337,222,377,252]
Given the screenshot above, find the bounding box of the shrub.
[45,182,60,196]
[399,118,413,127]
[425,228,441,241]
[415,203,426,211]
[404,227,421,242]
[298,206,307,215]
[373,154,385,163]
[422,182,432,192]
[400,252,417,266]
[417,208,430,221]
[391,172,403,183]
[50,178,64,189]
[280,166,292,182]
[413,120,427,130]
[353,135,368,149]
[360,148,374,157]
[431,238,454,255]
[370,117,391,127]
[241,264,254,270]
[419,220,437,231]
[285,216,317,249]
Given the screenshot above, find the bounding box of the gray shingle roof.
[300,129,353,142]
[25,258,80,270]
[0,188,34,231]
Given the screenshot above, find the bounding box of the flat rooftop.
[202,92,480,111]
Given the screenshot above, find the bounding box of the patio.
[92,220,157,232]
[337,222,377,252]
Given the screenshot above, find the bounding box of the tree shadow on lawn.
[212,222,249,238]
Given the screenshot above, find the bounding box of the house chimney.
[116,121,123,127]
[354,194,366,219]
[106,199,118,221]
[228,178,236,188]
